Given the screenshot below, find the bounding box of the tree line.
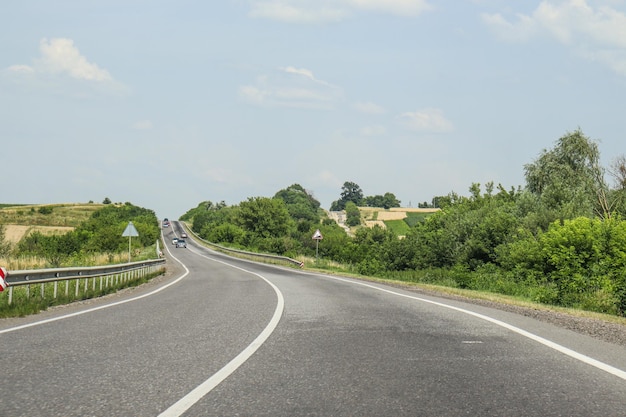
[182,129,626,316]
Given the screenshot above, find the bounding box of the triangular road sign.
[122,221,139,237]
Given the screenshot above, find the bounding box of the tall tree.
[237,197,293,239]
[274,184,321,223]
[523,129,608,221]
[330,181,364,210]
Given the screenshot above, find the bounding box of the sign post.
[312,229,323,260]
[122,221,139,262]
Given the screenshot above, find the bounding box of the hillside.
[0,203,104,244]
[329,207,440,236]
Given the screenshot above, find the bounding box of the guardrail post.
[4,259,165,309]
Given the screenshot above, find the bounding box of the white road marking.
[0,234,285,417]
[157,246,284,417]
[313,273,626,381]
[0,239,189,335]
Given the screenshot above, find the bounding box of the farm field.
[4,225,74,244]
[360,207,439,232]
[0,203,103,244]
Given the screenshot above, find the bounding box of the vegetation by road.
[0,202,161,270]
[181,129,626,318]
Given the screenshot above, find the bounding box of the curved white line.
[313,273,626,381]
[1,234,285,416]
[157,247,284,416]
[0,237,190,335]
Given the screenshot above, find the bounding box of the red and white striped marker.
[0,267,8,292]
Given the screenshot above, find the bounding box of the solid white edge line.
[0,233,189,335]
[314,273,626,381]
[157,247,285,417]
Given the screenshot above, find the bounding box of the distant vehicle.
[181,232,188,239]
[163,218,170,227]
[172,238,178,245]
[176,239,187,248]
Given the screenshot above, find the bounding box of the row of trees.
[182,129,626,316]
[7,203,160,267]
[181,184,323,255]
[330,182,401,211]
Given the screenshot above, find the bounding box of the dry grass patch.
[364,220,386,228]
[4,225,74,244]
[390,207,440,213]
[376,211,408,221]
[0,203,102,227]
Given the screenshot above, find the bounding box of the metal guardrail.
[178,222,304,268]
[1,259,166,305]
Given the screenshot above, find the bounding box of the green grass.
[404,211,432,227]
[384,219,411,236]
[0,267,165,318]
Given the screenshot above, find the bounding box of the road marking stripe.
[0,239,189,335]
[317,273,626,381]
[157,246,284,417]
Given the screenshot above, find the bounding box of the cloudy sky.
[2,0,626,219]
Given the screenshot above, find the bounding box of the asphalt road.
[1,223,625,416]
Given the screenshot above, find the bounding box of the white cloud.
[346,0,433,16]
[5,38,113,82]
[397,108,453,133]
[248,0,432,23]
[482,0,626,75]
[38,38,112,81]
[354,101,386,114]
[239,66,343,109]
[7,65,35,74]
[249,1,346,23]
[481,12,537,42]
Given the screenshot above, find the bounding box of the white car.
[176,239,187,248]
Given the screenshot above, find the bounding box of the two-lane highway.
[2,223,625,416]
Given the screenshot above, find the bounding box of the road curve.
[1,223,625,416]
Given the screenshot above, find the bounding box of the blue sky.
[2,0,626,219]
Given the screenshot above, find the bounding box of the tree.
[345,202,361,226]
[102,197,112,204]
[382,192,401,209]
[608,155,626,216]
[362,192,401,209]
[237,197,293,239]
[330,181,364,211]
[524,129,608,222]
[274,184,321,223]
